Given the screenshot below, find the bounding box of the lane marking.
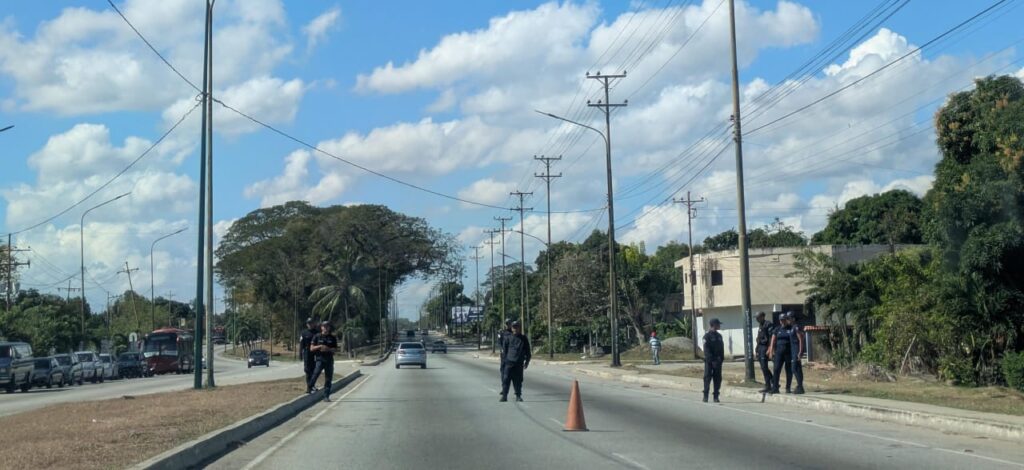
[240,376,370,470]
[613,453,652,470]
[617,385,1024,468]
[549,418,563,427]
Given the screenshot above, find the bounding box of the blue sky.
[1,0,1022,319]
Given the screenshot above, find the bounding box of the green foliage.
[703,218,807,251]
[1001,351,1024,392]
[939,355,978,387]
[812,190,924,246]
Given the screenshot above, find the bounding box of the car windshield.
[400,343,423,350]
[0,346,10,358]
[76,353,92,362]
[100,356,111,363]
[250,350,267,356]
[144,334,178,357]
[118,354,137,361]
[35,359,51,368]
[54,356,71,365]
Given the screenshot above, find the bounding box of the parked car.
[74,351,101,383]
[53,353,84,385]
[395,342,426,369]
[247,349,269,368]
[430,341,447,354]
[117,352,144,378]
[1,342,35,393]
[31,357,65,389]
[98,354,117,380]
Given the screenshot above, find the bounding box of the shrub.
[1002,351,1024,392]
[858,342,887,368]
[938,355,978,387]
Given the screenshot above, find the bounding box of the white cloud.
[303,6,341,51]
[457,178,517,207]
[162,76,307,136]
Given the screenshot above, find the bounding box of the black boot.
[713,396,720,403]
[794,386,805,395]
[702,393,708,403]
[515,395,523,402]
[499,395,508,402]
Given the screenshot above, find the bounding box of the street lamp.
[535,109,622,367]
[150,226,187,331]
[80,192,131,345]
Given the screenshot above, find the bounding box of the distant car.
[1,342,35,393]
[247,349,270,368]
[31,357,64,389]
[395,342,427,369]
[406,330,415,338]
[430,341,447,354]
[53,353,83,386]
[117,352,144,378]
[98,354,117,380]
[74,351,101,383]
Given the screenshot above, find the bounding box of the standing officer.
[755,312,775,393]
[497,318,513,394]
[308,321,339,402]
[500,320,531,402]
[789,313,806,394]
[300,317,318,393]
[702,318,724,403]
[768,312,800,393]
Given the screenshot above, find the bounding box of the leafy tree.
[703,219,807,251]
[812,190,923,247]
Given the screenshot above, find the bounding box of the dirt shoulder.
[626,362,1024,416]
[0,376,306,469]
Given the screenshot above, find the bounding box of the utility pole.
[484,229,499,353]
[4,234,30,311]
[534,155,561,359]
[193,0,216,390]
[674,191,705,359]
[165,291,176,327]
[59,280,81,304]
[727,0,756,382]
[587,70,627,367]
[470,245,483,350]
[494,216,512,329]
[510,191,532,332]
[117,261,141,333]
[150,227,186,331]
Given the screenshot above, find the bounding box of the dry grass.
[0,377,306,469]
[627,362,1024,416]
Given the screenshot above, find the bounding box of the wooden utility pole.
[674,191,705,359]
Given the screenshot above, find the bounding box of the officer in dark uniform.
[789,313,806,394]
[299,317,318,393]
[755,311,775,393]
[500,321,531,402]
[497,318,513,394]
[308,321,339,402]
[702,318,725,403]
[769,312,804,394]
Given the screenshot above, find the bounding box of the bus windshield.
[143,334,179,357]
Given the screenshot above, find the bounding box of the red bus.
[142,328,195,375]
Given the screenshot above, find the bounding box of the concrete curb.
[131,370,362,470]
[573,368,1024,441]
[361,351,391,366]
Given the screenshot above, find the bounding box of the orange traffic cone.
[564,379,589,432]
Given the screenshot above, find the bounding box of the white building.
[674,245,914,358]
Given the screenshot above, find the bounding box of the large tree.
[812,189,924,247]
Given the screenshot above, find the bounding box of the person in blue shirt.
[649,331,662,365]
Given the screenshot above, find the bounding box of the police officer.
[702,318,725,403]
[500,320,531,402]
[299,317,318,393]
[497,318,513,394]
[308,321,339,402]
[789,313,806,394]
[769,312,805,394]
[755,312,775,393]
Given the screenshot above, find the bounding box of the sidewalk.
[562,361,1024,441]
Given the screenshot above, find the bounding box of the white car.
[98,354,117,380]
[394,342,427,369]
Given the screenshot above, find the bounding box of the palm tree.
[310,256,370,356]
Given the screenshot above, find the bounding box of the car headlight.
[0,367,8,374]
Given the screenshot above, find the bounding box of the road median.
[572,366,1024,441]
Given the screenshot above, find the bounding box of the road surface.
[211,337,1024,470]
[0,348,313,418]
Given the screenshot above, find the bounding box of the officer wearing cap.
[497,318,513,394]
[755,312,775,393]
[308,321,339,402]
[500,320,531,402]
[702,318,725,403]
[300,317,318,393]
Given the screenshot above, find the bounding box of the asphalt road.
[0,348,308,418]
[210,338,1024,470]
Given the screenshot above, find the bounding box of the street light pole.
[150,227,186,331]
[536,95,624,367]
[79,192,130,347]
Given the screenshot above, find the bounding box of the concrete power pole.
[673,191,705,359]
[470,245,483,350]
[510,191,532,331]
[534,155,561,359]
[587,71,627,367]
[4,234,30,311]
[117,261,141,333]
[483,229,499,353]
[494,216,512,328]
[727,0,756,382]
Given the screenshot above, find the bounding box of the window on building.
[711,270,723,286]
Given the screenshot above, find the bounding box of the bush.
[938,355,978,387]
[858,342,887,368]
[1002,351,1024,392]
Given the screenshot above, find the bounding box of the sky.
[1,0,1022,323]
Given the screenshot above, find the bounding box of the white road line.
[620,385,1024,468]
[240,376,370,470]
[612,453,652,470]
[549,417,564,427]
